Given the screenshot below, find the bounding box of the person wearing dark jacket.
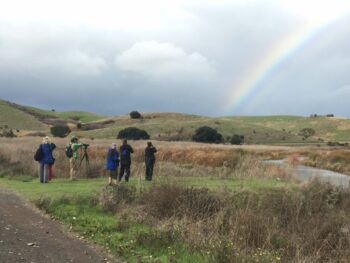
[118,139,134,182]
[48,142,56,181]
[37,136,55,183]
[106,143,119,185]
[145,142,157,181]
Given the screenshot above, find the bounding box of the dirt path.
[0,187,121,263]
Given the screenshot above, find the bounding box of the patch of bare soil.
[0,187,121,263]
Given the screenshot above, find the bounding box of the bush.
[230,134,244,145]
[98,185,136,213]
[299,128,316,138]
[1,128,16,138]
[192,126,222,143]
[129,111,142,119]
[140,183,223,219]
[76,123,82,129]
[117,127,150,140]
[50,125,71,137]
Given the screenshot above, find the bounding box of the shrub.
[50,125,71,137]
[140,183,223,219]
[192,126,222,143]
[299,128,316,138]
[129,111,142,119]
[230,134,244,145]
[1,128,16,138]
[69,116,80,121]
[98,185,136,213]
[76,123,82,129]
[117,127,150,140]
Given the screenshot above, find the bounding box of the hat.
[110,143,117,149]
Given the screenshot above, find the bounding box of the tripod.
[78,146,90,174]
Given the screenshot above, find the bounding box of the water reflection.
[265,159,350,187]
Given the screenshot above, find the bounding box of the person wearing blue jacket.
[38,136,55,183]
[106,143,119,185]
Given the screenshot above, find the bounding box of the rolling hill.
[1,99,350,144]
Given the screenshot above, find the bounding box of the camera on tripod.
[82,143,90,149]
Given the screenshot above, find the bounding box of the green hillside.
[0,99,108,132]
[54,111,107,123]
[0,100,49,131]
[1,99,350,144]
[77,113,350,144]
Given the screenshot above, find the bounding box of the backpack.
[65,144,73,158]
[34,145,43,161]
[121,147,129,157]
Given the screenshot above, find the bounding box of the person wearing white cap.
[36,136,55,183]
[106,142,119,185]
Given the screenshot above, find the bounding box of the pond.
[265,159,350,187]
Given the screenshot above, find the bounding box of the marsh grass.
[25,180,350,263]
[1,137,350,262]
[0,137,295,181]
[303,149,350,175]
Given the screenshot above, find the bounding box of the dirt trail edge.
[0,187,121,263]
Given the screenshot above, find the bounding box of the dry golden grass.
[0,137,300,180]
[2,137,350,262]
[98,180,350,262]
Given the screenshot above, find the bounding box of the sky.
[1,0,350,117]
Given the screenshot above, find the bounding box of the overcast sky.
[1,0,350,117]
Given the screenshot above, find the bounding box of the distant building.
[309,114,334,118]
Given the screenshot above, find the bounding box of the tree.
[298,128,315,138]
[117,127,150,140]
[129,111,142,119]
[50,125,71,137]
[1,128,16,138]
[230,134,244,145]
[192,126,223,143]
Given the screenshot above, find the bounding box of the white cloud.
[0,25,107,75]
[115,41,215,81]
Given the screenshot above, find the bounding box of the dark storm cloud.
[1,1,350,116]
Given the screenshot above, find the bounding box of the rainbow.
[226,11,349,114]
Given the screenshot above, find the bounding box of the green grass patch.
[34,194,210,262]
[55,111,107,123]
[0,175,292,200]
[0,175,295,262]
[0,99,49,131]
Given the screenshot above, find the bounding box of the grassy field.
[77,113,350,144]
[0,175,291,201]
[2,99,350,144]
[0,99,107,132]
[0,168,294,262]
[1,175,349,262]
[0,100,49,131]
[0,174,296,263]
[0,136,350,262]
[54,111,107,122]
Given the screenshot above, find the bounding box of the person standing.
[144,142,157,181]
[69,136,83,180]
[118,139,134,182]
[106,143,119,185]
[48,142,56,181]
[37,136,54,183]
